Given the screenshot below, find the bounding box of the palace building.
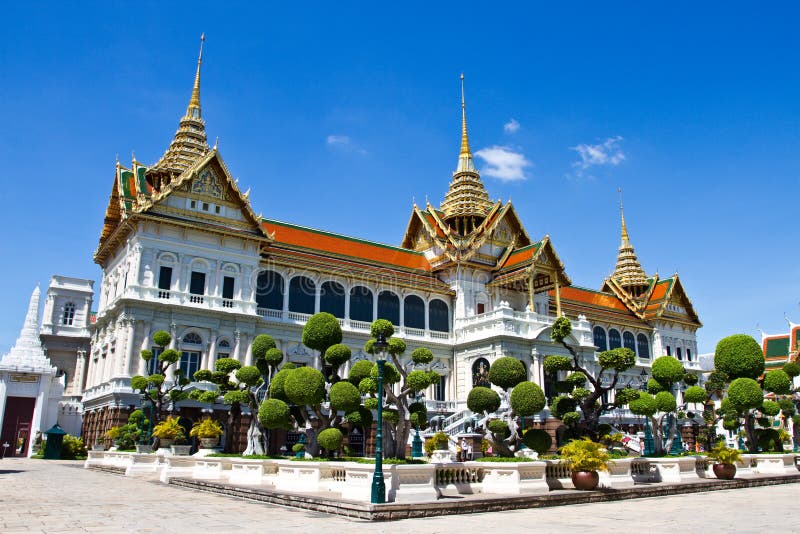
[80,41,703,449]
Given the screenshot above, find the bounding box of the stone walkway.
[0,458,797,533]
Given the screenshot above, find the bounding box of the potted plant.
[559,438,610,491]
[190,418,223,449]
[707,442,741,480]
[152,416,185,449]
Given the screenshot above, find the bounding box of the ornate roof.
[151,35,210,173]
[0,287,56,374]
[609,199,648,292]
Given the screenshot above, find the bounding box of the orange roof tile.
[559,286,629,311]
[501,243,542,270]
[263,219,431,272]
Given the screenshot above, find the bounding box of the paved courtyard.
[0,458,797,533]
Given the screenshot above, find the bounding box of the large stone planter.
[199,437,219,449]
[430,449,455,464]
[135,444,152,454]
[479,461,547,495]
[170,445,192,456]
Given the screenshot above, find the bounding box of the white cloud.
[504,118,520,134]
[326,134,367,155]
[570,136,625,177]
[475,145,531,182]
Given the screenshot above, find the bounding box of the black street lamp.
[370,332,388,504]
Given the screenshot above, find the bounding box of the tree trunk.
[243,417,265,456]
[744,413,759,453]
[225,402,241,453]
[651,416,667,456]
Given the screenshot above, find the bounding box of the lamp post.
[371,332,388,504]
[411,392,424,458]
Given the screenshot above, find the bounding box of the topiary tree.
[360,319,439,459]
[544,317,641,439]
[317,427,344,457]
[466,356,546,457]
[129,330,189,434]
[714,334,765,380]
[522,428,552,455]
[302,312,344,378]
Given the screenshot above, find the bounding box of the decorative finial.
[213,136,219,150]
[460,73,470,157]
[115,153,119,165]
[187,33,205,118]
[618,187,630,244]
[131,150,136,162]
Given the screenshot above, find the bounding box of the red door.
[1,397,36,457]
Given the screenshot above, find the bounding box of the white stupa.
[0,286,56,374]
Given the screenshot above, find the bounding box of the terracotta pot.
[571,470,600,490]
[712,463,736,480]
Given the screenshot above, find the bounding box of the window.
[349,286,373,322]
[593,327,607,351]
[215,206,221,214]
[256,271,284,310]
[222,276,235,303]
[403,295,425,329]
[377,291,400,325]
[179,351,200,380]
[288,276,315,314]
[147,347,163,375]
[158,266,172,298]
[472,358,491,388]
[676,347,683,360]
[183,332,202,345]
[686,348,692,362]
[429,299,450,332]
[608,329,621,349]
[637,334,650,359]
[62,302,75,326]
[190,200,196,209]
[216,339,231,362]
[320,281,345,318]
[434,375,446,401]
[623,331,636,352]
[202,202,209,211]
[476,303,485,315]
[666,346,672,356]
[190,271,205,295]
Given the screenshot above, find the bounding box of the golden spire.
[440,74,493,229]
[187,33,204,118]
[460,73,471,157]
[611,188,649,295]
[152,33,210,173]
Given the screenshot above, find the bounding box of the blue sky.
[1,2,798,355]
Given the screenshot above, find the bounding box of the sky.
[0,2,798,355]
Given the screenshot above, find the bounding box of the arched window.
[255,271,284,310]
[608,329,621,349]
[183,332,202,345]
[377,291,400,325]
[62,302,75,326]
[623,331,636,352]
[686,348,692,362]
[216,339,231,361]
[288,276,315,314]
[636,334,650,359]
[472,358,491,388]
[429,299,450,332]
[403,295,425,329]
[676,347,683,360]
[593,327,607,351]
[349,286,373,322]
[320,281,345,318]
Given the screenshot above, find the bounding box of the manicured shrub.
[572,387,591,400]
[565,372,587,388]
[467,386,501,414]
[550,316,572,342]
[152,330,171,348]
[345,406,373,428]
[317,428,344,453]
[522,429,552,454]
[324,344,352,367]
[779,399,796,416]
[683,385,707,404]
[369,362,401,384]
[614,388,641,405]
[193,369,213,382]
[763,369,792,395]
[370,319,395,339]
[363,397,379,410]
[406,370,433,392]
[130,375,148,391]
[411,347,433,365]
[348,360,375,385]
[140,349,153,361]
[224,390,249,405]
[235,366,262,387]
[383,409,399,424]
[683,373,699,386]
[598,348,636,371]
[215,357,242,374]
[251,334,277,359]
[268,367,291,401]
[258,398,291,429]
[359,377,378,395]
[651,356,685,385]
[783,362,800,378]
[629,392,658,417]
[510,381,546,417]
[387,337,406,355]
[757,428,784,452]
[654,391,677,412]
[550,395,577,419]
[302,312,343,354]
[705,370,729,395]
[760,400,780,417]
[543,355,573,373]
[488,357,527,390]
[159,349,180,363]
[61,435,87,460]
[726,377,764,412]
[646,378,666,394]
[284,367,326,406]
[487,419,510,439]
[410,410,427,428]
[714,334,765,380]
[263,348,284,368]
[329,381,361,413]
[561,411,581,426]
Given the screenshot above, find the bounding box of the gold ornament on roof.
[611,188,649,294]
[152,33,210,173]
[440,74,493,228]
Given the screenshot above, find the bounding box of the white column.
[205,332,218,370]
[166,323,178,381]
[138,322,152,376]
[372,291,379,321]
[344,289,351,320]
[314,282,321,314]
[120,319,136,377]
[233,330,242,362]
[74,350,87,394]
[243,334,253,366]
[399,293,405,328]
